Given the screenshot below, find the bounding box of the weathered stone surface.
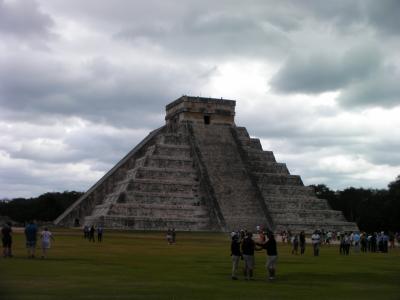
[55,96,358,233]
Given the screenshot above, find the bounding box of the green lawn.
[1,230,399,300]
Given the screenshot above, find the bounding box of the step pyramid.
[55,96,358,233]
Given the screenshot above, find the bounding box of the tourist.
[83,225,89,239]
[291,234,299,255]
[97,225,104,242]
[299,231,306,255]
[241,231,255,280]
[172,228,176,244]
[257,231,278,281]
[343,233,351,255]
[166,229,172,244]
[370,233,377,252]
[1,222,12,258]
[40,227,55,259]
[230,232,241,280]
[382,232,389,253]
[353,232,360,253]
[360,232,368,252]
[311,230,321,256]
[89,225,96,242]
[388,232,395,249]
[25,220,38,258]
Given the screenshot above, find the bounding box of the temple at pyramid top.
[165,96,236,125]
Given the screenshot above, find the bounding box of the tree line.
[0,175,399,232]
[0,191,83,224]
[312,175,400,232]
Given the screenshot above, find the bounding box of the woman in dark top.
[257,231,278,280]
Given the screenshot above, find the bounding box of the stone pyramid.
[55,96,358,233]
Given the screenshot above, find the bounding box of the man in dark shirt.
[2,222,12,258]
[241,232,255,280]
[257,231,278,280]
[230,232,241,280]
[25,220,38,258]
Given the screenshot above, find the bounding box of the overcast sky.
[1,0,400,198]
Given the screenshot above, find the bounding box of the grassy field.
[1,229,399,300]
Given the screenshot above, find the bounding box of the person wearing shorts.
[40,227,54,258]
[25,220,38,258]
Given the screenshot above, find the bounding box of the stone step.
[153,143,192,157]
[135,167,198,181]
[160,133,189,145]
[266,198,331,210]
[245,150,276,162]
[270,209,346,221]
[249,163,289,174]
[85,215,210,231]
[256,173,303,186]
[145,155,194,169]
[260,185,315,196]
[127,178,199,194]
[108,204,208,218]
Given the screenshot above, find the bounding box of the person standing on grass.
[25,220,38,258]
[257,231,278,281]
[97,225,103,242]
[40,227,55,259]
[89,225,96,242]
[311,230,321,256]
[241,231,255,280]
[291,234,299,255]
[299,231,306,255]
[230,232,241,280]
[1,222,13,258]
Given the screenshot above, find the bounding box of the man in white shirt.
[311,231,321,256]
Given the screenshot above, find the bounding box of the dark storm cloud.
[114,12,291,58]
[0,53,212,127]
[337,68,400,108]
[270,44,382,94]
[0,0,54,40]
[365,0,400,36]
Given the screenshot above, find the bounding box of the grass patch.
[1,230,399,300]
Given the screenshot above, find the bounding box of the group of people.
[1,220,54,259]
[230,228,278,281]
[339,231,392,255]
[83,225,104,242]
[288,230,396,257]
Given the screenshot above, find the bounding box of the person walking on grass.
[40,227,55,259]
[299,231,306,255]
[311,230,321,256]
[257,231,278,281]
[25,220,38,258]
[1,222,13,258]
[230,232,241,280]
[241,231,255,280]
